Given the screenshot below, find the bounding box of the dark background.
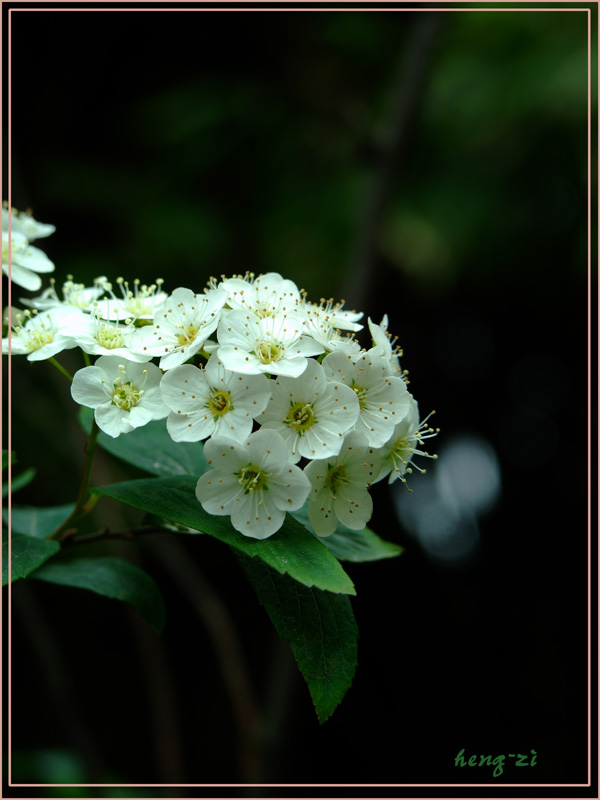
[2,3,596,795]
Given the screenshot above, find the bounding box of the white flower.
[128,287,227,369]
[374,397,439,487]
[302,297,363,332]
[304,430,380,536]
[71,356,168,438]
[258,358,359,462]
[217,272,301,318]
[298,297,364,355]
[66,302,151,363]
[322,347,411,447]
[217,311,323,377]
[96,277,168,321]
[2,205,56,241]
[2,229,55,292]
[160,353,272,442]
[22,276,108,312]
[2,307,80,361]
[195,429,311,539]
[368,315,403,375]
[2,206,57,290]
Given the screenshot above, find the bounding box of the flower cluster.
[3,211,438,540]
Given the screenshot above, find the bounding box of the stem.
[48,418,101,540]
[82,350,91,367]
[48,357,73,382]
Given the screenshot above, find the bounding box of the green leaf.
[32,556,166,633]
[235,552,358,723]
[3,503,76,539]
[96,476,355,596]
[2,534,60,585]
[292,503,404,562]
[79,406,208,478]
[2,467,37,498]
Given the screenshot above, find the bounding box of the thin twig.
[48,356,73,382]
[127,606,186,784]
[48,419,100,541]
[346,14,441,310]
[145,536,263,782]
[61,524,170,546]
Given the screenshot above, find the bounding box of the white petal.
[13,244,55,274]
[217,347,266,375]
[196,470,245,515]
[159,364,211,412]
[268,465,311,512]
[334,487,373,530]
[230,490,285,539]
[3,209,55,240]
[291,334,325,359]
[2,336,28,355]
[308,485,338,537]
[95,404,134,438]
[211,411,254,442]
[203,436,249,471]
[3,263,42,291]
[26,339,76,361]
[246,429,290,473]
[316,382,360,431]
[267,356,308,378]
[127,406,153,429]
[159,342,202,371]
[298,422,344,460]
[166,410,214,442]
[228,372,272,415]
[139,387,168,420]
[71,366,113,408]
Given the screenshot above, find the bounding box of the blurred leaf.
[292,503,403,563]
[12,749,87,788]
[2,450,16,469]
[235,552,358,723]
[32,556,166,633]
[79,407,208,478]
[2,534,60,585]
[2,503,75,539]
[2,467,37,498]
[96,476,355,596]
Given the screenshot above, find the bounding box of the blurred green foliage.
[11,9,591,301]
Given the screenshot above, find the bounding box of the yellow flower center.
[256,341,281,364]
[27,329,53,350]
[208,389,233,417]
[112,381,142,410]
[177,325,199,346]
[325,463,347,498]
[97,325,125,350]
[285,401,316,434]
[237,465,267,494]
[351,382,368,410]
